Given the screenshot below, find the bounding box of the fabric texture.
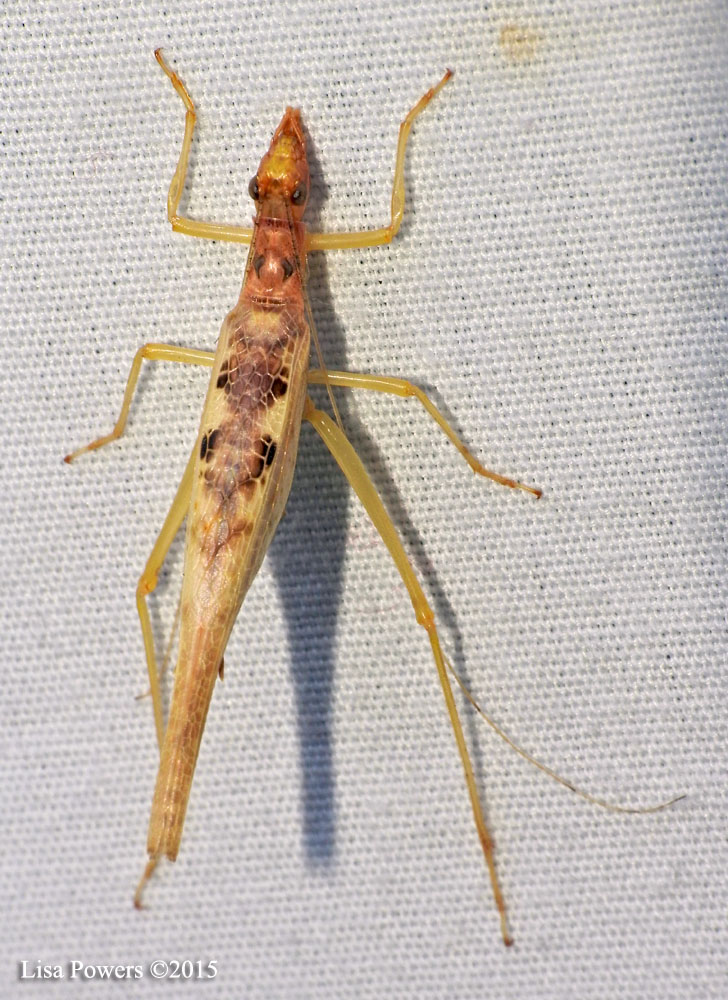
[2,2,726,997]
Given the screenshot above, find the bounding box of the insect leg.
[308,369,541,496]
[303,396,513,946]
[136,444,196,751]
[306,70,452,252]
[64,343,214,463]
[155,50,254,246]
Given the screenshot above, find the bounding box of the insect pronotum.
[66,51,682,946]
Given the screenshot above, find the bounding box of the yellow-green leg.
[155,50,254,245]
[65,341,215,748]
[64,343,214,463]
[304,396,513,947]
[305,70,452,252]
[308,368,541,496]
[155,50,449,252]
[136,446,196,750]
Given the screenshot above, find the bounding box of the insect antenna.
[445,653,686,814]
[284,201,344,432]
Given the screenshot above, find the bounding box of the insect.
[65,51,681,946]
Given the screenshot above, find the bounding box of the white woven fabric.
[2,1,726,997]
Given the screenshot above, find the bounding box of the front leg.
[305,70,452,252]
[155,50,255,245]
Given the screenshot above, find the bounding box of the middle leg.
[64,343,215,464]
[307,368,541,496]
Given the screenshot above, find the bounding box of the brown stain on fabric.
[499,22,542,65]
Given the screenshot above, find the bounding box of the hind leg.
[304,396,513,946]
[136,446,197,750]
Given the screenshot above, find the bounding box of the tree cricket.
[65,51,682,946]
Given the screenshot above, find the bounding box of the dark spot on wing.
[271,377,288,399]
[200,428,221,461]
[196,317,304,514]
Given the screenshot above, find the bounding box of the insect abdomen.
[147,300,310,863]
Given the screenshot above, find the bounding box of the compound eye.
[291,183,307,205]
[248,176,260,201]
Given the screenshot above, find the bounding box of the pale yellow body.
[63,50,541,944]
[65,51,678,946]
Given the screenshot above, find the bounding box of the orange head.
[249,107,310,221]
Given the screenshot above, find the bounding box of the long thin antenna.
[285,202,343,431]
[446,653,685,814]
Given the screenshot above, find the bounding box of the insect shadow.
[266,127,489,866]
